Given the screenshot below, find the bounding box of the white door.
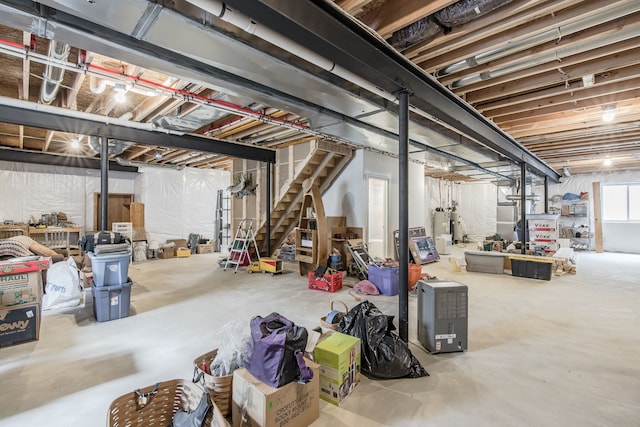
[367,176,389,258]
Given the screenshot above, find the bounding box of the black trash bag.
[338,301,428,379]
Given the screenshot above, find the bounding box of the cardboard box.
[196,243,214,254]
[0,271,42,307]
[167,239,188,249]
[157,247,175,259]
[0,257,51,275]
[313,332,361,406]
[232,360,319,427]
[176,248,191,258]
[0,303,40,347]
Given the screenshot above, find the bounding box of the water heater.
[433,210,450,237]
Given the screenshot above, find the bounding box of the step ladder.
[224,219,261,273]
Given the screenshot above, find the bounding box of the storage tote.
[88,251,131,287]
[93,281,132,322]
[367,264,399,296]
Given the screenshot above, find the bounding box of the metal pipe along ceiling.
[450,21,640,89]
[437,1,640,78]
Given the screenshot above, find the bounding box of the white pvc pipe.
[185,0,394,102]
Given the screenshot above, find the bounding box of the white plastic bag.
[42,257,81,310]
[210,320,252,376]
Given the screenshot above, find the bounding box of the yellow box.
[176,248,191,258]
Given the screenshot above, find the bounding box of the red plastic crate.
[308,271,343,292]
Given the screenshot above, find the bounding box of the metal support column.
[266,162,271,256]
[100,135,108,231]
[544,176,549,213]
[398,90,409,343]
[520,163,527,255]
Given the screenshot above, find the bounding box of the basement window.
[602,184,640,222]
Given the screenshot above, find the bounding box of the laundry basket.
[193,349,234,417]
[320,300,349,331]
[107,379,225,427]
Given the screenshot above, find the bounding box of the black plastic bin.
[511,258,553,281]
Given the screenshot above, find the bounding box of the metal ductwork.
[40,40,70,104]
[388,0,513,50]
[88,136,133,155]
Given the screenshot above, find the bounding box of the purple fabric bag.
[245,313,313,388]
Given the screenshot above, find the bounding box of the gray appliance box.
[417,280,468,353]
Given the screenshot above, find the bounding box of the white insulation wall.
[0,161,230,245]
[456,181,498,242]
[0,161,135,226]
[134,166,230,244]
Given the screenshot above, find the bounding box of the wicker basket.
[193,349,234,417]
[107,379,225,427]
[320,300,349,331]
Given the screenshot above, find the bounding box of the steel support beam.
[0,100,276,163]
[100,135,108,231]
[520,163,527,255]
[398,90,409,343]
[223,0,560,182]
[266,161,271,256]
[0,148,138,172]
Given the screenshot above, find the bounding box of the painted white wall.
[323,150,425,258]
[323,149,365,227]
[548,170,640,253]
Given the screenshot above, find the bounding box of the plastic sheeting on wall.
[134,166,230,244]
[456,182,498,242]
[0,161,135,227]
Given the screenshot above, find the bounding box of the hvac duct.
[88,136,133,156]
[389,0,512,50]
[40,40,70,104]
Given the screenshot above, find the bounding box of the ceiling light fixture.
[602,105,616,122]
[603,158,612,166]
[562,165,571,177]
[70,137,80,149]
[155,150,163,160]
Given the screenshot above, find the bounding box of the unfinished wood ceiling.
[0,0,638,179]
[351,0,640,177]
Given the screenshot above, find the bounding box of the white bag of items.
[42,257,81,310]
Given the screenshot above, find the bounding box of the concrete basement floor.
[1,246,639,426]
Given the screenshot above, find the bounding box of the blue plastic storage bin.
[88,251,131,287]
[368,264,399,296]
[92,281,132,322]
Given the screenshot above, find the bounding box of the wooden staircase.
[254,140,353,255]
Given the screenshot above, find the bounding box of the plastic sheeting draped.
[0,161,134,226]
[0,161,230,245]
[134,166,230,243]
